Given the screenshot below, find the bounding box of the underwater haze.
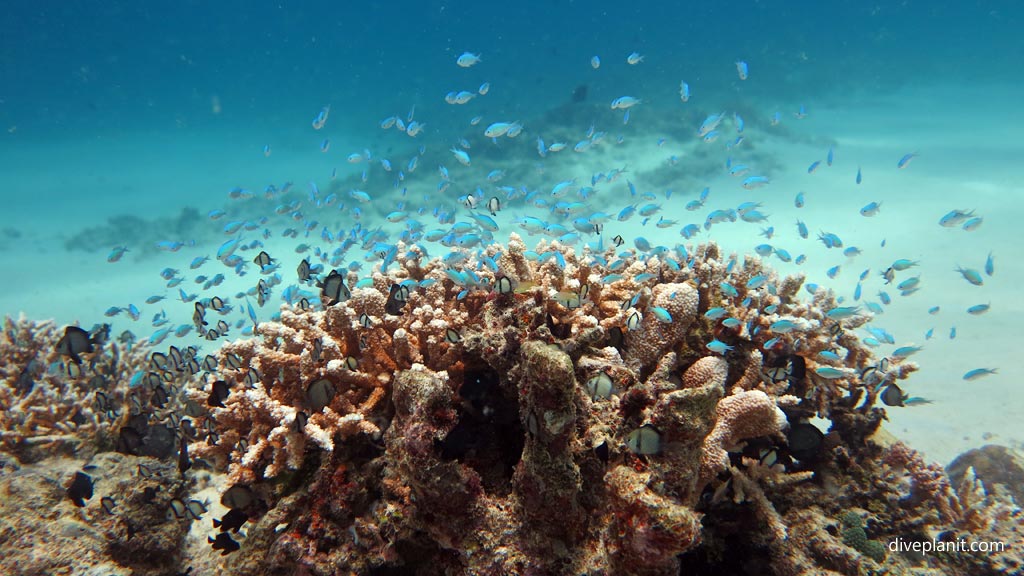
[1,0,1023,573]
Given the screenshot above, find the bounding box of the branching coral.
[180,235,948,575]
[0,316,148,460]
[883,441,964,524]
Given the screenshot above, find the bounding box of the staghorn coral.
[0,316,153,461]
[183,235,981,576]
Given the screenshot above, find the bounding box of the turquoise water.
[1,1,1021,464]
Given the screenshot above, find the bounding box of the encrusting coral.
[180,232,978,575]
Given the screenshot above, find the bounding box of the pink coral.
[883,441,963,523]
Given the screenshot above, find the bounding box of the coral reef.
[183,235,968,575]
[0,316,141,461]
[3,236,1020,575]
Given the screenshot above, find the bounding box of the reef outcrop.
[2,236,1019,575]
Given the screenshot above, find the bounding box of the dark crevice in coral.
[276,445,323,498]
[437,362,524,496]
[679,501,772,575]
[369,533,458,575]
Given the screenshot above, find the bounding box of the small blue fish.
[866,326,895,344]
[107,246,129,263]
[897,153,918,169]
[349,189,372,203]
[638,203,661,217]
[796,220,808,239]
[735,60,748,80]
[704,307,727,320]
[247,300,258,326]
[860,202,882,217]
[746,275,768,289]
[826,146,834,166]
[938,208,974,228]
[818,231,843,249]
[769,320,797,334]
[742,176,770,190]
[826,306,861,320]
[216,237,242,261]
[815,367,847,379]
[795,191,805,208]
[156,240,189,253]
[966,303,990,315]
[706,339,733,354]
[896,276,920,291]
[650,307,673,323]
[855,167,862,184]
[955,266,984,286]
[892,345,923,359]
[807,160,821,174]
[963,368,997,381]
[148,327,172,346]
[817,350,841,362]
[962,217,983,231]
[985,252,994,276]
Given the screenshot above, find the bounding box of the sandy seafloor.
[0,79,1019,469]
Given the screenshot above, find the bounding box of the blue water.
[1,1,1022,464]
[2,1,1019,137]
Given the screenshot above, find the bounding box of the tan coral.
[0,316,159,460]
[681,356,728,389]
[620,281,699,370]
[700,389,787,486]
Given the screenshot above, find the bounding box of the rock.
[947,444,1024,505]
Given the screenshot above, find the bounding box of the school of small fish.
[100,47,1000,451]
